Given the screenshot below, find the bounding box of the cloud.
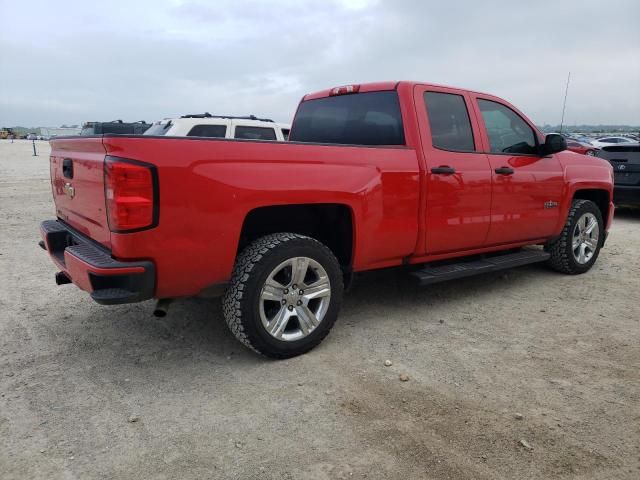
[0,0,638,126]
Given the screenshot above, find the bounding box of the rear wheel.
[222,233,343,358]
[545,199,603,274]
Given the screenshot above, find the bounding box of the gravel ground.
[1,140,639,479]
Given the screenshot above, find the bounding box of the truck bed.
[49,134,421,298]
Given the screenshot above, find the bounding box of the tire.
[545,199,604,274]
[222,233,344,358]
[585,150,596,156]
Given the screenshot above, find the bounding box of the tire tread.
[222,233,342,358]
[545,199,602,274]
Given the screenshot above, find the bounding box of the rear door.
[415,85,493,254]
[50,137,111,248]
[471,96,564,245]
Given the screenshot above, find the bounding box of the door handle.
[431,166,456,175]
[494,166,514,175]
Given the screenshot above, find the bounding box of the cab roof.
[302,81,493,101]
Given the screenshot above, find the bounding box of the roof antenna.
[559,72,571,133]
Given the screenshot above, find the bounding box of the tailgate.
[49,137,111,248]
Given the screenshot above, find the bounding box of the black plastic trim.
[62,158,73,179]
[431,166,456,175]
[495,167,515,175]
[411,248,550,286]
[613,186,640,206]
[51,133,411,150]
[40,219,155,305]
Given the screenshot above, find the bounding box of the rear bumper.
[40,220,155,305]
[614,185,640,206]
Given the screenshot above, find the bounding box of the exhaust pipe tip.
[153,298,172,318]
[55,271,72,285]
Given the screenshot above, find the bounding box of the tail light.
[104,156,158,232]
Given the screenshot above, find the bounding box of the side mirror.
[540,134,567,156]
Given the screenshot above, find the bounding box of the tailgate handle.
[62,158,73,179]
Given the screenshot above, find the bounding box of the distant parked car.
[571,135,595,144]
[81,120,151,136]
[26,133,37,140]
[596,143,640,206]
[145,114,290,141]
[591,136,637,148]
[566,139,598,156]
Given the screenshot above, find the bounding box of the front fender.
[555,161,614,235]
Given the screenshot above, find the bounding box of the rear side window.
[290,91,405,145]
[235,126,277,140]
[424,92,475,151]
[478,99,537,154]
[187,124,227,138]
[101,124,130,134]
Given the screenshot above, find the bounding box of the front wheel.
[545,199,604,274]
[585,149,596,156]
[222,233,344,358]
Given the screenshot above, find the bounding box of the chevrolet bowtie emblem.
[63,182,75,199]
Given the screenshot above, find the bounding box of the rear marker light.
[104,157,158,232]
[330,85,360,96]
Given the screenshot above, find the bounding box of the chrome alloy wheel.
[259,257,331,341]
[572,212,600,264]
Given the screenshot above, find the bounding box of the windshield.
[144,121,172,136]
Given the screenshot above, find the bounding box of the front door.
[415,86,493,254]
[471,96,564,245]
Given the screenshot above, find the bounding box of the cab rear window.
[290,91,405,146]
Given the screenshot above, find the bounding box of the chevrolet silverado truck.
[41,81,614,358]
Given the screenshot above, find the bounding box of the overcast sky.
[1,0,638,127]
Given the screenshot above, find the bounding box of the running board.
[410,249,550,286]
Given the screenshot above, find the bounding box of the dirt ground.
[1,139,639,480]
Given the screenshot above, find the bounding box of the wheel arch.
[572,188,611,228]
[237,203,355,269]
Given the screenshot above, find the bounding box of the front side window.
[478,99,537,154]
[424,92,475,151]
[187,124,227,138]
[235,126,277,140]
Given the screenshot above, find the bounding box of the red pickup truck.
[41,81,614,358]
